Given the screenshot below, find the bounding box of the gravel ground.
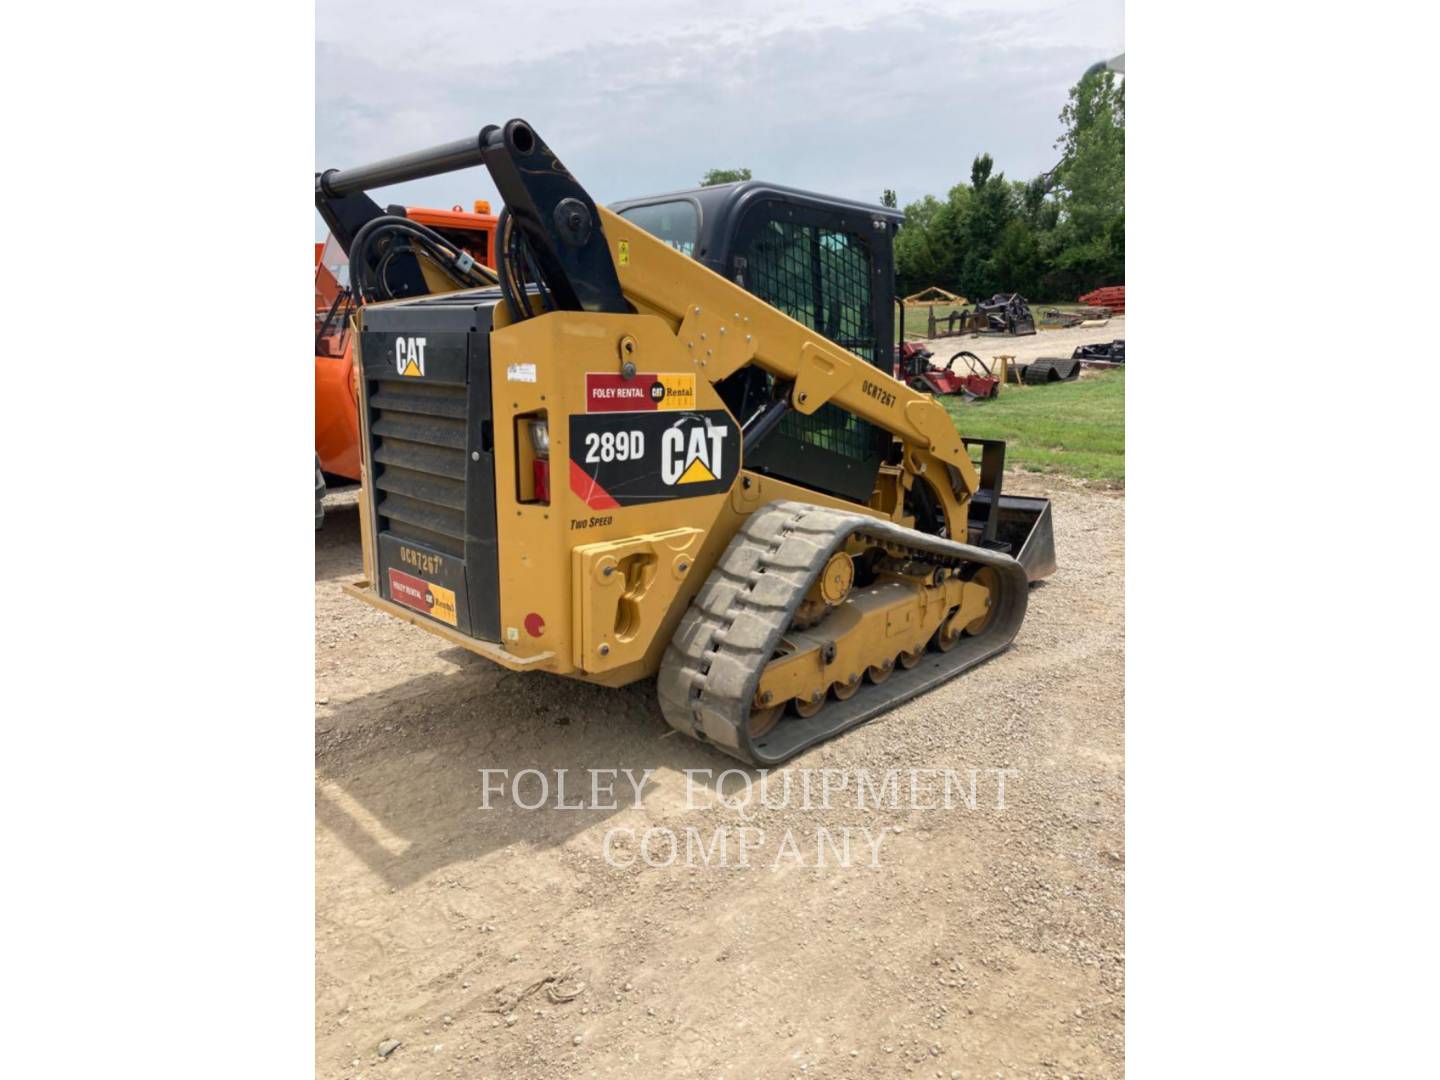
[316,472,1124,1079]
[917,316,1125,370]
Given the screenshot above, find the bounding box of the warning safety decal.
[586,372,696,413]
[386,568,459,626]
[568,409,740,507]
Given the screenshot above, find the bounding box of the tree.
[880,189,898,208]
[889,70,1123,302]
[1051,71,1125,290]
[915,183,972,297]
[1013,176,1059,232]
[970,153,994,189]
[700,168,752,186]
[956,154,1015,299]
[893,194,948,295]
[993,218,1044,299]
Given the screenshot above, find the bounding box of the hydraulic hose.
[349,215,498,302]
[495,208,525,323]
[495,206,557,322]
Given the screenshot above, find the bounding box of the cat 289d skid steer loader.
[323,119,1055,765]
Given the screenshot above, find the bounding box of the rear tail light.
[516,416,551,506]
[529,419,550,501]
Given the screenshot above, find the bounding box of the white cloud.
[316,0,1122,236]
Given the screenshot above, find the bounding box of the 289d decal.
[582,428,646,464]
[569,410,741,508]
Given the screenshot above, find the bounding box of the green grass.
[942,368,1125,486]
[901,301,1094,338]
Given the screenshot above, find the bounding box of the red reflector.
[533,458,550,502]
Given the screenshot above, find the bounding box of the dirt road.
[916,316,1125,369]
[316,473,1124,1079]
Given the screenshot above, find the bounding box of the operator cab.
[612,183,904,503]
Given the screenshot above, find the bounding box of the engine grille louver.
[368,378,469,558]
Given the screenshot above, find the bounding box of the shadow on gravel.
[316,666,735,890]
[316,498,740,890]
[315,498,362,582]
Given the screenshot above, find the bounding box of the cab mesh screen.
[738,221,878,461]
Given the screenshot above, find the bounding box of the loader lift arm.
[325,119,984,528]
[316,139,500,304]
[598,201,983,505]
[329,120,986,531]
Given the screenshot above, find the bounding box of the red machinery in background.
[896,342,1002,400]
[1078,285,1125,313]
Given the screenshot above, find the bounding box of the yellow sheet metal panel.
[570,527,703,673]
[487,310,741,684]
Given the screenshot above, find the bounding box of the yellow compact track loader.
[320,119,1056,765]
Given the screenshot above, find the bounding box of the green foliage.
[700,167,752,186]
[957,155,1015,299]
[880,188,898,208]
[894,71,1124,302]
[1049,72,1125,290]
[893,194,948,293]
[942,369,1125,485]
[992,218,1043,299]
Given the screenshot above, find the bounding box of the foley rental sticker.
[386,567,458,626]
[586,372,696,413]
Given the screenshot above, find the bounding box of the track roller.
[867,658,895,684]
[793,692,826,718]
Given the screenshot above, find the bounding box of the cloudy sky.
[316,0,1123,238]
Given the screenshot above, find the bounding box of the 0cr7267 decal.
[569,409,741,508]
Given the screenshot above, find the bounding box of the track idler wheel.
[748,704,783,739]
[866,658,895,684]
[898,646,925,670]
[963,567,1000,636]
[831,674,861,700]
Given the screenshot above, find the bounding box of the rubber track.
[1023,357,1082,384]
[657,501,1030,765]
